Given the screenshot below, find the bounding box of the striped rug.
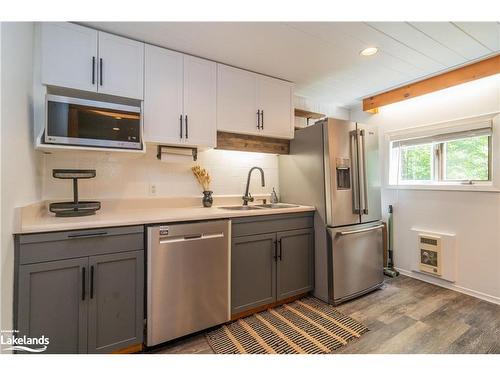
[206,297,368,354]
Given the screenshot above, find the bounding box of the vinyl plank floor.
[148,275,500,354]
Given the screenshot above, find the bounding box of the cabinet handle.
[278,238,282,260]
[90,265,94,299]
[273,240,277,261]
[185,115,188,139]
[179,115,183,139]
[81,267,86,301]
[68,231,107,239]
[257,110,261,129]
[99,58,103,86]
[92,56,95,85]
[261,110,264,130]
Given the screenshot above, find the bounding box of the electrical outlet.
[149,183,157,196]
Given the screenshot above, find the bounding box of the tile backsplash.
[41,147,279,201]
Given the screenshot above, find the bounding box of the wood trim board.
[363,54,500,112]
[230,292,310,321]
[216,131,290,155]
[294,108,325,120]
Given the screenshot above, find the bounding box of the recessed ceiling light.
[360,47,378,56]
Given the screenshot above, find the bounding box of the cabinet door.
[40,22,98,92]
[97,32,144,99]
[217,64,259,135]
[183,55,217,148]
[87,250,144,354]
[257,76,294,139]
[276,228,314,300]
[144,45,184,144]
[231,233,276,315]
[17,257,88,354]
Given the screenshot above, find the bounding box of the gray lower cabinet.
[231,213,314,315]
[231,233,277,314]
[276,228,314,300]
[15,226,144,354]
[88,251,144,353]
[18,257,88,354]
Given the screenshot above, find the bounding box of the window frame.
[390,129,493,186]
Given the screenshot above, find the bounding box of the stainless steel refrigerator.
[279,118,384,305]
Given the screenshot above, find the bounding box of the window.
[443,136,490,181]
[390,124,492,186]
[399,143,433,182]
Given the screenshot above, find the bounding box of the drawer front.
[232,213,313,237]
[17,226,144,265]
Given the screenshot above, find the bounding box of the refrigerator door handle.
[359,129,369,215]
[338,224,384,236]
[350,130,360,214]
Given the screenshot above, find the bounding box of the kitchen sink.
[254,203,300,209]
[218,205,264,210]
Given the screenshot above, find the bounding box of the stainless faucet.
[242,167,265,205]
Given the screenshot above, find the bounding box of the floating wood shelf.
[294,108,325,120]
[216,131,290,155]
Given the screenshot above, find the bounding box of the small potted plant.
[191,165,213,207]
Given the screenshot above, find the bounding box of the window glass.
[444,135,489,181]
[399,143,433,181]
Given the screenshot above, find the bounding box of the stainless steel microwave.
[45,95,142,150]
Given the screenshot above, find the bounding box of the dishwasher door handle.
[159,232,224,244]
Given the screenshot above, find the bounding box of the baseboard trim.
[396,268,500,306]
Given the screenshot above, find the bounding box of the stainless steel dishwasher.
[146,220,230,347]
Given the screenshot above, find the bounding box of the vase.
[202,191,213,208]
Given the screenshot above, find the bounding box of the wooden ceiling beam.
[363,54,500,112]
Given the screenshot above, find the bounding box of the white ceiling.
[83,22,500,108]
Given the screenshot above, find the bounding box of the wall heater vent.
[411,228,456,282]
[418,234,442,275]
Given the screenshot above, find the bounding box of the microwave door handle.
[360,129,369,215]
[350,130,360,214]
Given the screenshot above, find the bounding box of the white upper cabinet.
[97,32,144,100]
[143,48,216,148]
[40,23,144,100]
[216,63,294,139]
[182,55,217,148]
[256,76,294,139]
[41,23,98,92]
[217,65,259,135]
[144,45,184,144]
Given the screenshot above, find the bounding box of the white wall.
[1,22,43,338]
[351,74,500,303]
[41,147,279,201]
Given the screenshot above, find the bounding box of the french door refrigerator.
[279,118,384,305]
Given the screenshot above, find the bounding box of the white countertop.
[16,196,315,234]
